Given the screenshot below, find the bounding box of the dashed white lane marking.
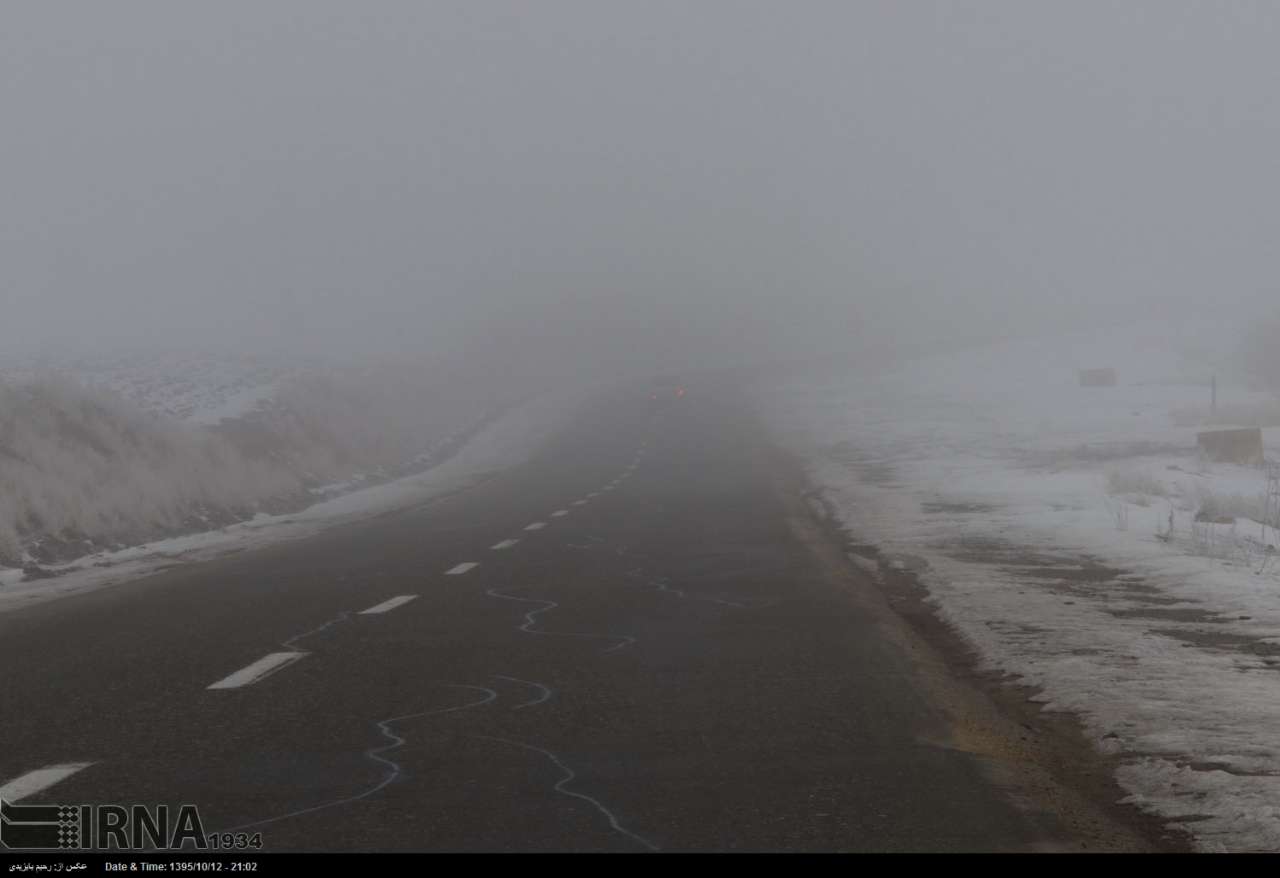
[587,492,600,498]
[359,595,418,615]
[0,763,95,803]
[491,539,520,550]
[603,486,615,492]
[208,652,306,690]
[446,562,480,575]
[571,500,588,506]
[551,510,569,518]
[282,612,351,651]
[524,522,547,531]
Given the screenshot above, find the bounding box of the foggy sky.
[5,2,1280,377]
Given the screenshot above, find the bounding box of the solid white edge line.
[359,595,418,615]
[446,562,480,575]
[208,652,306,690]
[0,763,95,803]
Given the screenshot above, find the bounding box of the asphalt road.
[0,385,1099,852]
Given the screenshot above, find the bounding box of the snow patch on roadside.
[756,318,1280,851]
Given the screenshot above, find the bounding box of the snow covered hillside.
[0,351,289,424]
[0,352,538,580]
[0,385,588,608]
[756,318,1280,851]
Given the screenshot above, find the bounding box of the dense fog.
[10,6,1280,850]
[5,1,1280,379]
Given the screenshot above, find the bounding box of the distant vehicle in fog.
[649,375,686,405]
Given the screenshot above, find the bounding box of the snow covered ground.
[756,318,1280,851]
[0,345,593,590]
[0,386,587,612]
[0,351,290,423]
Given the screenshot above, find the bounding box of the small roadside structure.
[1197,427,1264,466]
[1078,368,1118,387]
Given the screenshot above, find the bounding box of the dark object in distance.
[1197,427,1264,466]
[1079,368,1117,387]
